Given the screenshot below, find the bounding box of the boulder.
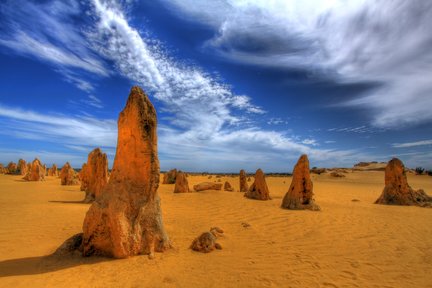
[375,158,432,207]
[17,159,27,175]
[174,171,190,193]
[23,158,45,181]
[193,182,223,192]
[163,169,177,184]
[281,155,320,210]
[224,181,234,192]
[81,86,170,258]
[60,162,80,185]
[82,148,109,203]
[239,169,248,192]
[190,227,223,253]
[244,169,270,200]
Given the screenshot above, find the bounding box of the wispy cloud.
[162,0,432,128]
[392,140,432,148]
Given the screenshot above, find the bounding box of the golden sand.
[0,171,431,287]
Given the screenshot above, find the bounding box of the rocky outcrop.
[6,162,17,174]
[81,148,109,203]
[239,169,248,192]
[0,164,6,174]
[193,182,223,192]
[375,158,432,207]
[79,163,88,191]
[353,161,386,171]
[17,159,27,175]
[281,155,320,211]
[310,167,327,175]
[173,171,190,193]
[190,227,223,253]
[23,158,45,181]
[163,169,177,184]
[330,171,345,178]
[47,164,58,177]
[80,86,170,258]
[224,181,234,192]
[244,169,270,200]
[60,162,80,185]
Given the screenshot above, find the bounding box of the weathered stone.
[23,158,45,181]
[6,162,17,174]
[0,164,6,174]
[244,169,270,200]
[81,148,109,203]
[281,155,320,211]
[190,227,223,253]
[17,159,27,175]
[47,164,58,177]
[81,86,170,258]
[375,158,432,207]
[174,171,190,193]
[239,169,248,192]
[224,181,234,192]
[193,182,223,192]
[60,162,80,185]
[163,169,177,184]
[80,163,88,191]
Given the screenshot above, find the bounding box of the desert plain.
[0,170,431,288]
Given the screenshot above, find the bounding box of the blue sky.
[0,0,431,172]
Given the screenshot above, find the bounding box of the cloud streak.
[162,0,432,128]
[393,140,432,148]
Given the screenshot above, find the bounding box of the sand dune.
[0,172,431,287]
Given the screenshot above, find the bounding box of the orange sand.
[0,171,431,287]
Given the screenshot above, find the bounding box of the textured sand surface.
[0,172,431,287]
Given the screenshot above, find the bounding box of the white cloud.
[162,0,432,128]
[392,140,432,148]
[301,138,318,146]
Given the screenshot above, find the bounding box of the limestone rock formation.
[330,171,345,178]
[23,158,45,181]
[81,86,170,258]
[81,148,109,203]
[174,171,190,193]
[193,182,223,192]
[6,162,17,174]
[375,158,432,207]
[60,162,80,185]
[281,155,320,211]
[47,164,58,177]
[0,164,6,174]
[190,227,224,253]
[310,168,326,175]
[224,181,234,192]
[80,163,88,191]
[17,159,27,175]
[239,169,248,192]
[163,169,177,184]
[244,169,270,200]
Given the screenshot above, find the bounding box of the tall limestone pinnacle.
[80,86,170,258]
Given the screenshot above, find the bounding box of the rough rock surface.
[224,181,234,192]
[60,162,80,185]
[375,158,432,207]
[281,155,320,211]
[193,182,223,192]
[48,164,58,177]
[163,169,177,184]
[23,158,46,181]
[82,148,109,203]
[174,171,190,193]
[80,163,88,191]
[81,86,170,258]
[6,162,17,174]
[17,159,27,175]
[190,227,223,253]
[239,169,248,192]
[244,169,271,200]
[0,164,6,174]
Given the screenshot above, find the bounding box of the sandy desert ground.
[0,171,431,288]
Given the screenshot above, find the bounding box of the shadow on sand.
[0,254,110,277]
[48,200,88,204]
